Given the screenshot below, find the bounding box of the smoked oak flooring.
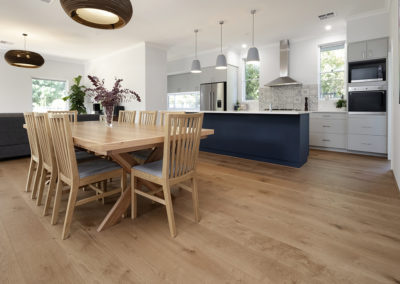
[0,150,400,283]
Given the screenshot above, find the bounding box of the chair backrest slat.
[24,112,41,160]
[118,110,136,124]
[48,110,78,124]
[159,111,185,126]
[48,114,78,183]
[162,113,203,179]
[34,113,56,171]
[138,111,157,126]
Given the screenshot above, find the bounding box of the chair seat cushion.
[75,150,96,161]
[133,160,163,177]
[131,149,154,162]
[78,159,121,179]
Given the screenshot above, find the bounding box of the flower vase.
[103,105,114,127]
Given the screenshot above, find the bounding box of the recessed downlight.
[325,25,332,31]
[242,44,247,49]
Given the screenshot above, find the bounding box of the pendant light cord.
[251,10,256,47]
[23,33,27,50]
[194,29,198,59]
[219,21,224,53]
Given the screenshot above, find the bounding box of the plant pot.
[103,105,114,127]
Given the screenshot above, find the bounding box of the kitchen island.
[199,111,309,167]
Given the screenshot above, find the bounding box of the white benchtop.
[200,111,309,115]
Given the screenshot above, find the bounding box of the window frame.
[318,41,347,100]
[242,58,260,102]
[31,77,69,112]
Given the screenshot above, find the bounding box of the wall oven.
[348,86,387,113]
[348,59,386,83]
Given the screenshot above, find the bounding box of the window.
[319,43,345,99]
[32,78,68,112]
[244,61,260,101]
[168,92,200,111]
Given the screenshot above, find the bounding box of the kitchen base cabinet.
[310,133,347,149]
[348,134,387,154]
[310,112,347,150]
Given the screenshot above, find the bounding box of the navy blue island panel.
[200,112,309,168]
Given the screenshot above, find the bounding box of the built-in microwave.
[348,86,387,113]
[348,59,386,83]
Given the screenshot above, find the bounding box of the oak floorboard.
[0,150,400,283]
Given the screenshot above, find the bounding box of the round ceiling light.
[60,0,133,29]
[4,34,44,68]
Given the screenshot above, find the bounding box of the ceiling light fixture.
[4,34,45,68]
[216,21,227,70]
[325,25,332,31]
[246,10,260,64]
[242,44,247,49]
[190,29,202,74]
[60,0,133,29]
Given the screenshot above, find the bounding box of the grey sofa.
[0,113,99,160]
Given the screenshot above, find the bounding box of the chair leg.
[131,176,138,219]
[43,172,57,216]
[31,162,42,199]
[51,179,64,225]
[25,159,34,192]
[36,168,47,206]
[192,177,200,223]
[162,183,176,237]
[62,183,79,240]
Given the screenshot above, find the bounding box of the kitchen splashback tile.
[259,84,318,111]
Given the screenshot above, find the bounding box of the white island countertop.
[199,111,309,115]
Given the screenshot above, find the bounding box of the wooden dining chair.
[48,110,78,124]
[118,110,136,124]
[138,111,157,126]
[131,113,204,237]
[24,113,42,197]
[159,111,185,126]
[48,113,126,239]
[131,111,158,164]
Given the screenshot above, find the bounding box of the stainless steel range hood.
[265,40,302,87]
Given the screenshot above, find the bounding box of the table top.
[71,121,214,155]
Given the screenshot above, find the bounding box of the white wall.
[389,0,400,188]
[145,44,167,110]
[0,53,85,113]
[85,42,167,112]
[347,12,390,43]
[85,43,146,111]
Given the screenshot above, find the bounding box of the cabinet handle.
[362,126,372,129]
[362,51,366,59]
[361,142,372,146]
[322,125,331,128]
[322,139,331,142]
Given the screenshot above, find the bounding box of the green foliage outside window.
[320,45,345,99]
[32,78,68,112]
[245,63,260,100]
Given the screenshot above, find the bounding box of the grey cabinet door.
[366,38,388,59]
[348,41,367,62]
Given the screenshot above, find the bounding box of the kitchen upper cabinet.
[366,38,388,60]
[348,41,367,62]
[348,38,388,62]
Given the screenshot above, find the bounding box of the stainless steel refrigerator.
[200,82,227,111]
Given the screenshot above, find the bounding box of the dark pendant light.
[4,34,45,68]
[60,0,133,29]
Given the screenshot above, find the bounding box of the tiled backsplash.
[259,84,318,111]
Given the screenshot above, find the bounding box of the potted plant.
[336,95,347,110]
[63,75,87,114]
[86,75,141,127]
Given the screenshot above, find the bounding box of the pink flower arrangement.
[86,75,141,107]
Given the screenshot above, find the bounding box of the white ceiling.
[0,0,389,62]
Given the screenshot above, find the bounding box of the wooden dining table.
[63,121,213,232]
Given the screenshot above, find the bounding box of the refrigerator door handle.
[209,92,212,110]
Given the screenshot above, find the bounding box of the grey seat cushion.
[78,159,121,179]
[131,149,154,161]
[133,160,163,177]
[75,150,96,161]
